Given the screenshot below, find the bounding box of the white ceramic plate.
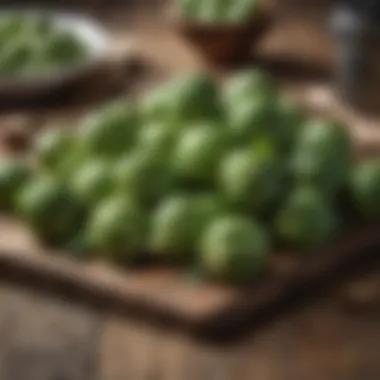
[0,8,111,104]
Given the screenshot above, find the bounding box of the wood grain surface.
[0,284,102,380]
[0,262,379,380]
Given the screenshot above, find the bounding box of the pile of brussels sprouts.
[0,69,377,284]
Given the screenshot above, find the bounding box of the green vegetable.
[0,13,89,77]
[140,83,174,124]
[86,195,147,262]
[141,73,223,124]
[228,0,259,23]
[227,97,278,145]
[32,15,54,36]
[16,177,84,244]
[219,148,284,214]
[224,69,277,105]
[56,141,88,180]
[197,0,228,22]
[0,15,25,45]
[0,38,34,76]
[351,158,380,219]
[43,30,87,66]
[70,160,113,206]
[33,128,73,170]
[79,102,137,158]
[275,97,306,153]
[171,73,223,122]
[172,123,226,185]
[178,0,198,18]
[136,121,177,161]
[178,0,260,23]
[291,120,352,197]
[0,159,31,211]
[0,66,363,283]
[275,186,339,249]
[150,194,222,261]
[114,150,172,205]
[199,215,269,283]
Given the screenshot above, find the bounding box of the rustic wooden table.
[1,2,380,379]
[0,262,380,380]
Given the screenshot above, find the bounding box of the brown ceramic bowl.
[172,6,273,67]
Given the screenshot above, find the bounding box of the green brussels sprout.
[0,159,31,211]
[199,214,270,283]
[224,69,277,105]
[0,38,34,76]
[351,158,380,219]
[219,148,284,214]
[141,73,223,124]
[275,97,306,153]
[32,128,73,170]
[172,123,226,184]
[0,14,25,45]
[16,176,84,244]
[43,30,87,66]
[178,0,260,24]
[227,96,278,145]
[150,194,222,261]
[114,150,172,205]
[275,186,339,249]
[291,120,352,198]
[70,160,113,206]
[136,121,177,161]
[78,102,137,158]
[86,195,147,262]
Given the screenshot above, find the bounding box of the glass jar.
[331,0,380,112]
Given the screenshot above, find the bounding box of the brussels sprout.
[224,69,277,105]
[32,128,73,170]
[43,31,87,66]
[275,186,339,249]
[178,0,260,24]
[0,159,31,211]
[227,96,278,145]
[150,194,222,261]
[351,158,380,219]
[275,97,306,153]
[199,214,270,283]
[114,150,172,205]
[70,160,113,206]
[136,122,177,161]
[219,148,284,214]
[0,39,34,76]
[141,73,223,124]
[78,102,137,158]
[172,123,226,184]
[86,195,147,262]
[17,176,84,244]
[291,120,352,197]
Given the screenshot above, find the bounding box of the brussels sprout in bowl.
[171,0,273,67]
[0,9,111,104]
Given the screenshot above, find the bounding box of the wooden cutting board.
[1,216,380,344]
[2,3,380,345]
